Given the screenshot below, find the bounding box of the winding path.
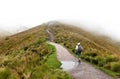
[47,25,114,79]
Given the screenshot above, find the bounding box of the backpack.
[78,45,82,52]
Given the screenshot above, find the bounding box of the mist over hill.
[0,25,28,37]
[0,29,11,37]
[59,20,120,42]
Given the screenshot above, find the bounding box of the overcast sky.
[0,0,120,41]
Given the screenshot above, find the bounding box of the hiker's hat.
[77,42,80,45]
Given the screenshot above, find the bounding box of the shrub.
[8,74,16,79]
[30,64,49,79]
[90,52,98,57]
[5,37,9,40]
[84,56,91,62]
[95,56,106,67]
[84,52,98,57]
[24,46,28,51]
[91,57,98,65]
[99,60,106,67]
[72,48,75,53]
[106,55,118,62]
[0,68,10,79]
[31,48,38,53]
[104,63,111,70]
[110,62,120,72]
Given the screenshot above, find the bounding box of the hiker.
[75,42,83,62]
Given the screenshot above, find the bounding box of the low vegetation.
[0,24,72,79]
[49,22,120,78]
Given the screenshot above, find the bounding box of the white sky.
[0,0,120,41]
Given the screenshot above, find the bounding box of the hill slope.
[0,24,72,79]
[48,22,120,78]
[0,22,120,78]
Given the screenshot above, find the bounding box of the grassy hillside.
[49,22,120,78]
[0,24,72,79]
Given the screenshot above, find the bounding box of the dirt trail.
[47,26,114,79]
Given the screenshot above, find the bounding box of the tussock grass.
[0,24,72,79]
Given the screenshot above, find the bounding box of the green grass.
[0,68,10,79]
[46,52,61,68]
[99,67,120,78]
[46,44,61,68]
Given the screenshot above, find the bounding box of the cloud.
[0,0,120,41]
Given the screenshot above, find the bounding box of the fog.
[59,20,120,41]
[0,0,120,41]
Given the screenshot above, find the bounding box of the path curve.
[46,25,114,79]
